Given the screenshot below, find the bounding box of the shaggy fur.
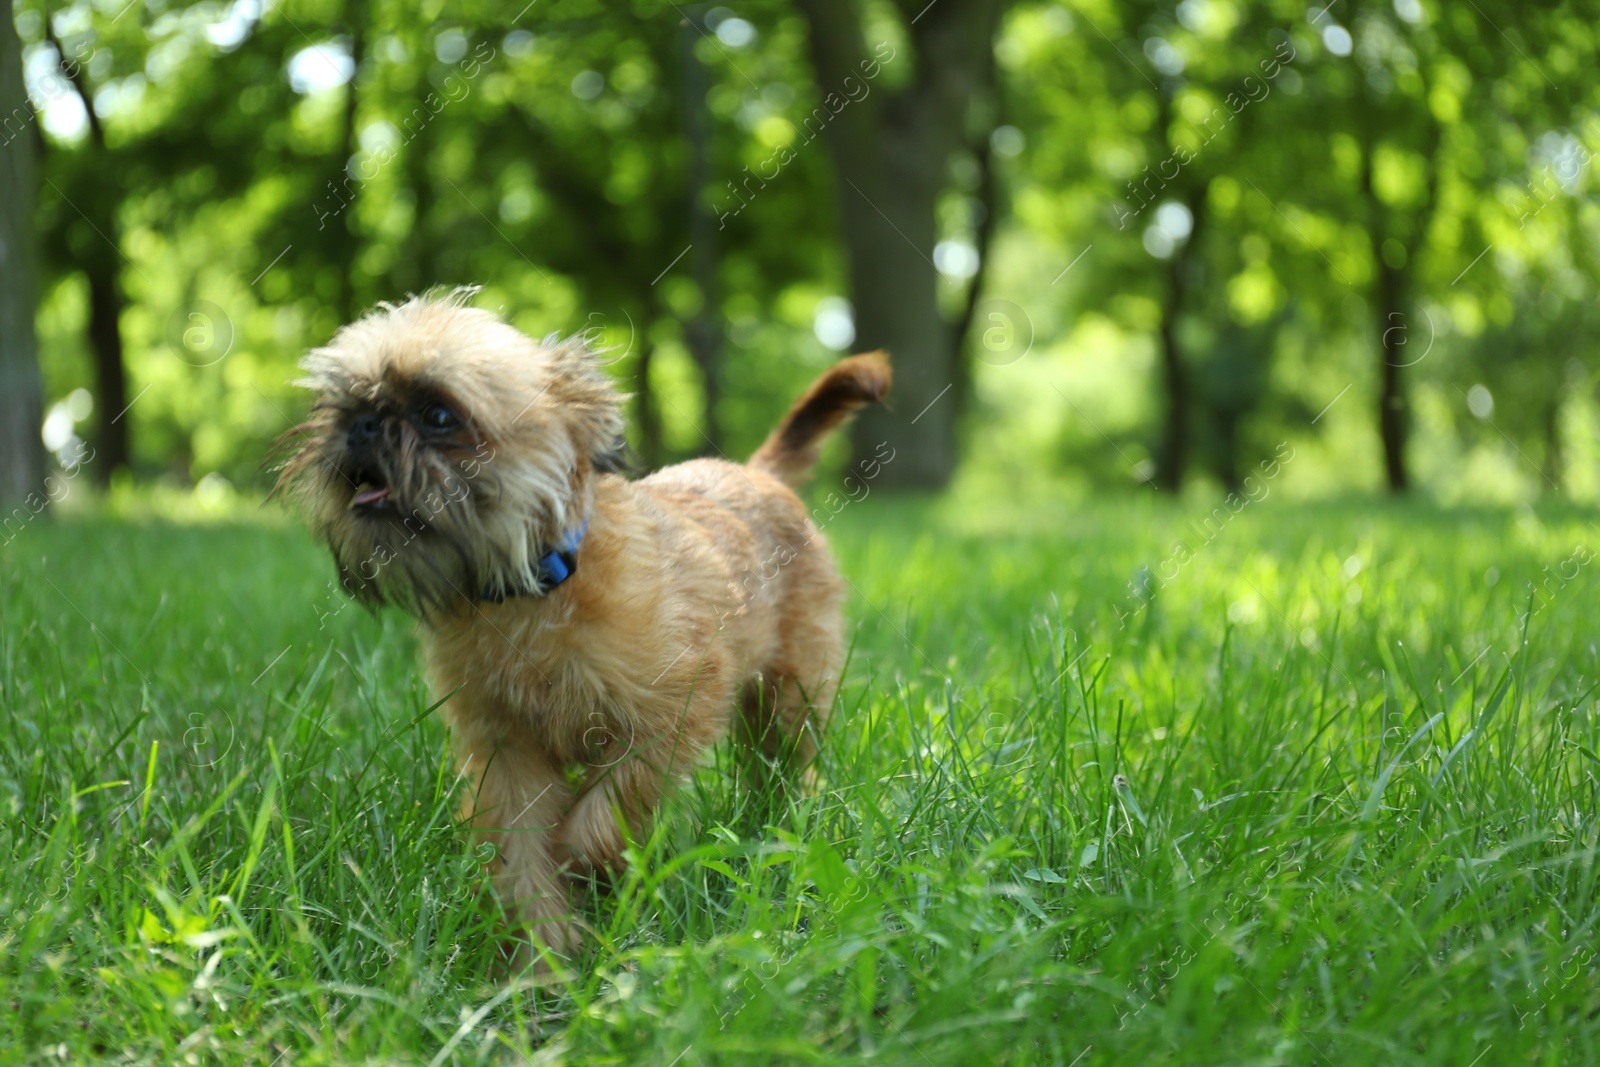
[275,292,891,961]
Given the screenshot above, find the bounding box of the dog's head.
[273,291,626,614]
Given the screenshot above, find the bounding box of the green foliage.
[989,0,1600,496]
[23,0,853,486]
[18,0,1600,498]
[6,495,1600,1062]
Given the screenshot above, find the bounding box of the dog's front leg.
[458,735,578,963]
[558,718,718,874]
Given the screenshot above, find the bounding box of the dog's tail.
[748,351,892,486]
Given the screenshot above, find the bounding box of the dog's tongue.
[352,485,391,507]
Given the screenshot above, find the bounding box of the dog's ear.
[591,435,631,474]
[545,337,628,473]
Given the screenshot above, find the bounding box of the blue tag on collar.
[482,519,587,601]
[536,547,573,586]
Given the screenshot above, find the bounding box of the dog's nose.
[348,413,382,450]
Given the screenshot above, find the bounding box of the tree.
[39,12,128,482]
[1457,177,1600,494]
[1273,1,1598,493]
[0,0,44,503]
[398,4,843,469]
[794,0,1007,490]
[1353,31,1442,494]
[29,0,322,483]
[1000,0,1307,494]
[330,0,368,325]
[682,4,724,453]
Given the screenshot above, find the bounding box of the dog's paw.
[558,792,628,874]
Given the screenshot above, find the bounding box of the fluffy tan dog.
[275,292,890,960]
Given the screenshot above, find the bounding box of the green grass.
[5,491,1600,1064]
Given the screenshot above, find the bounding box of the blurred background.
[1,0,1597,511]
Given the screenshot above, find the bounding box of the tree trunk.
[840,109,954,487]
[397,46,436,293]
[635,339,662,469]
[794,0,1004,490]
[1154,189,1205,493]
[1359,103,1434,495]
[1373,258,1408,493]
[331,0,366,323]
[682,8,722,452]
[1155,275,1188,493]
[46,16,127,482]
[0,0,45,504]
[949,52,1002,425]
[1216,410,1240,494]
[87,263,129,475]
[1542,397,1562,493]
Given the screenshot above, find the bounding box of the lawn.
[4,490,1600,1064]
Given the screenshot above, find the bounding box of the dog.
[275,291,891,961]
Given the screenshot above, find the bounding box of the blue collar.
[481,519,588,602]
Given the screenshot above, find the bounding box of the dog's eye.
[420,402,459,431]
